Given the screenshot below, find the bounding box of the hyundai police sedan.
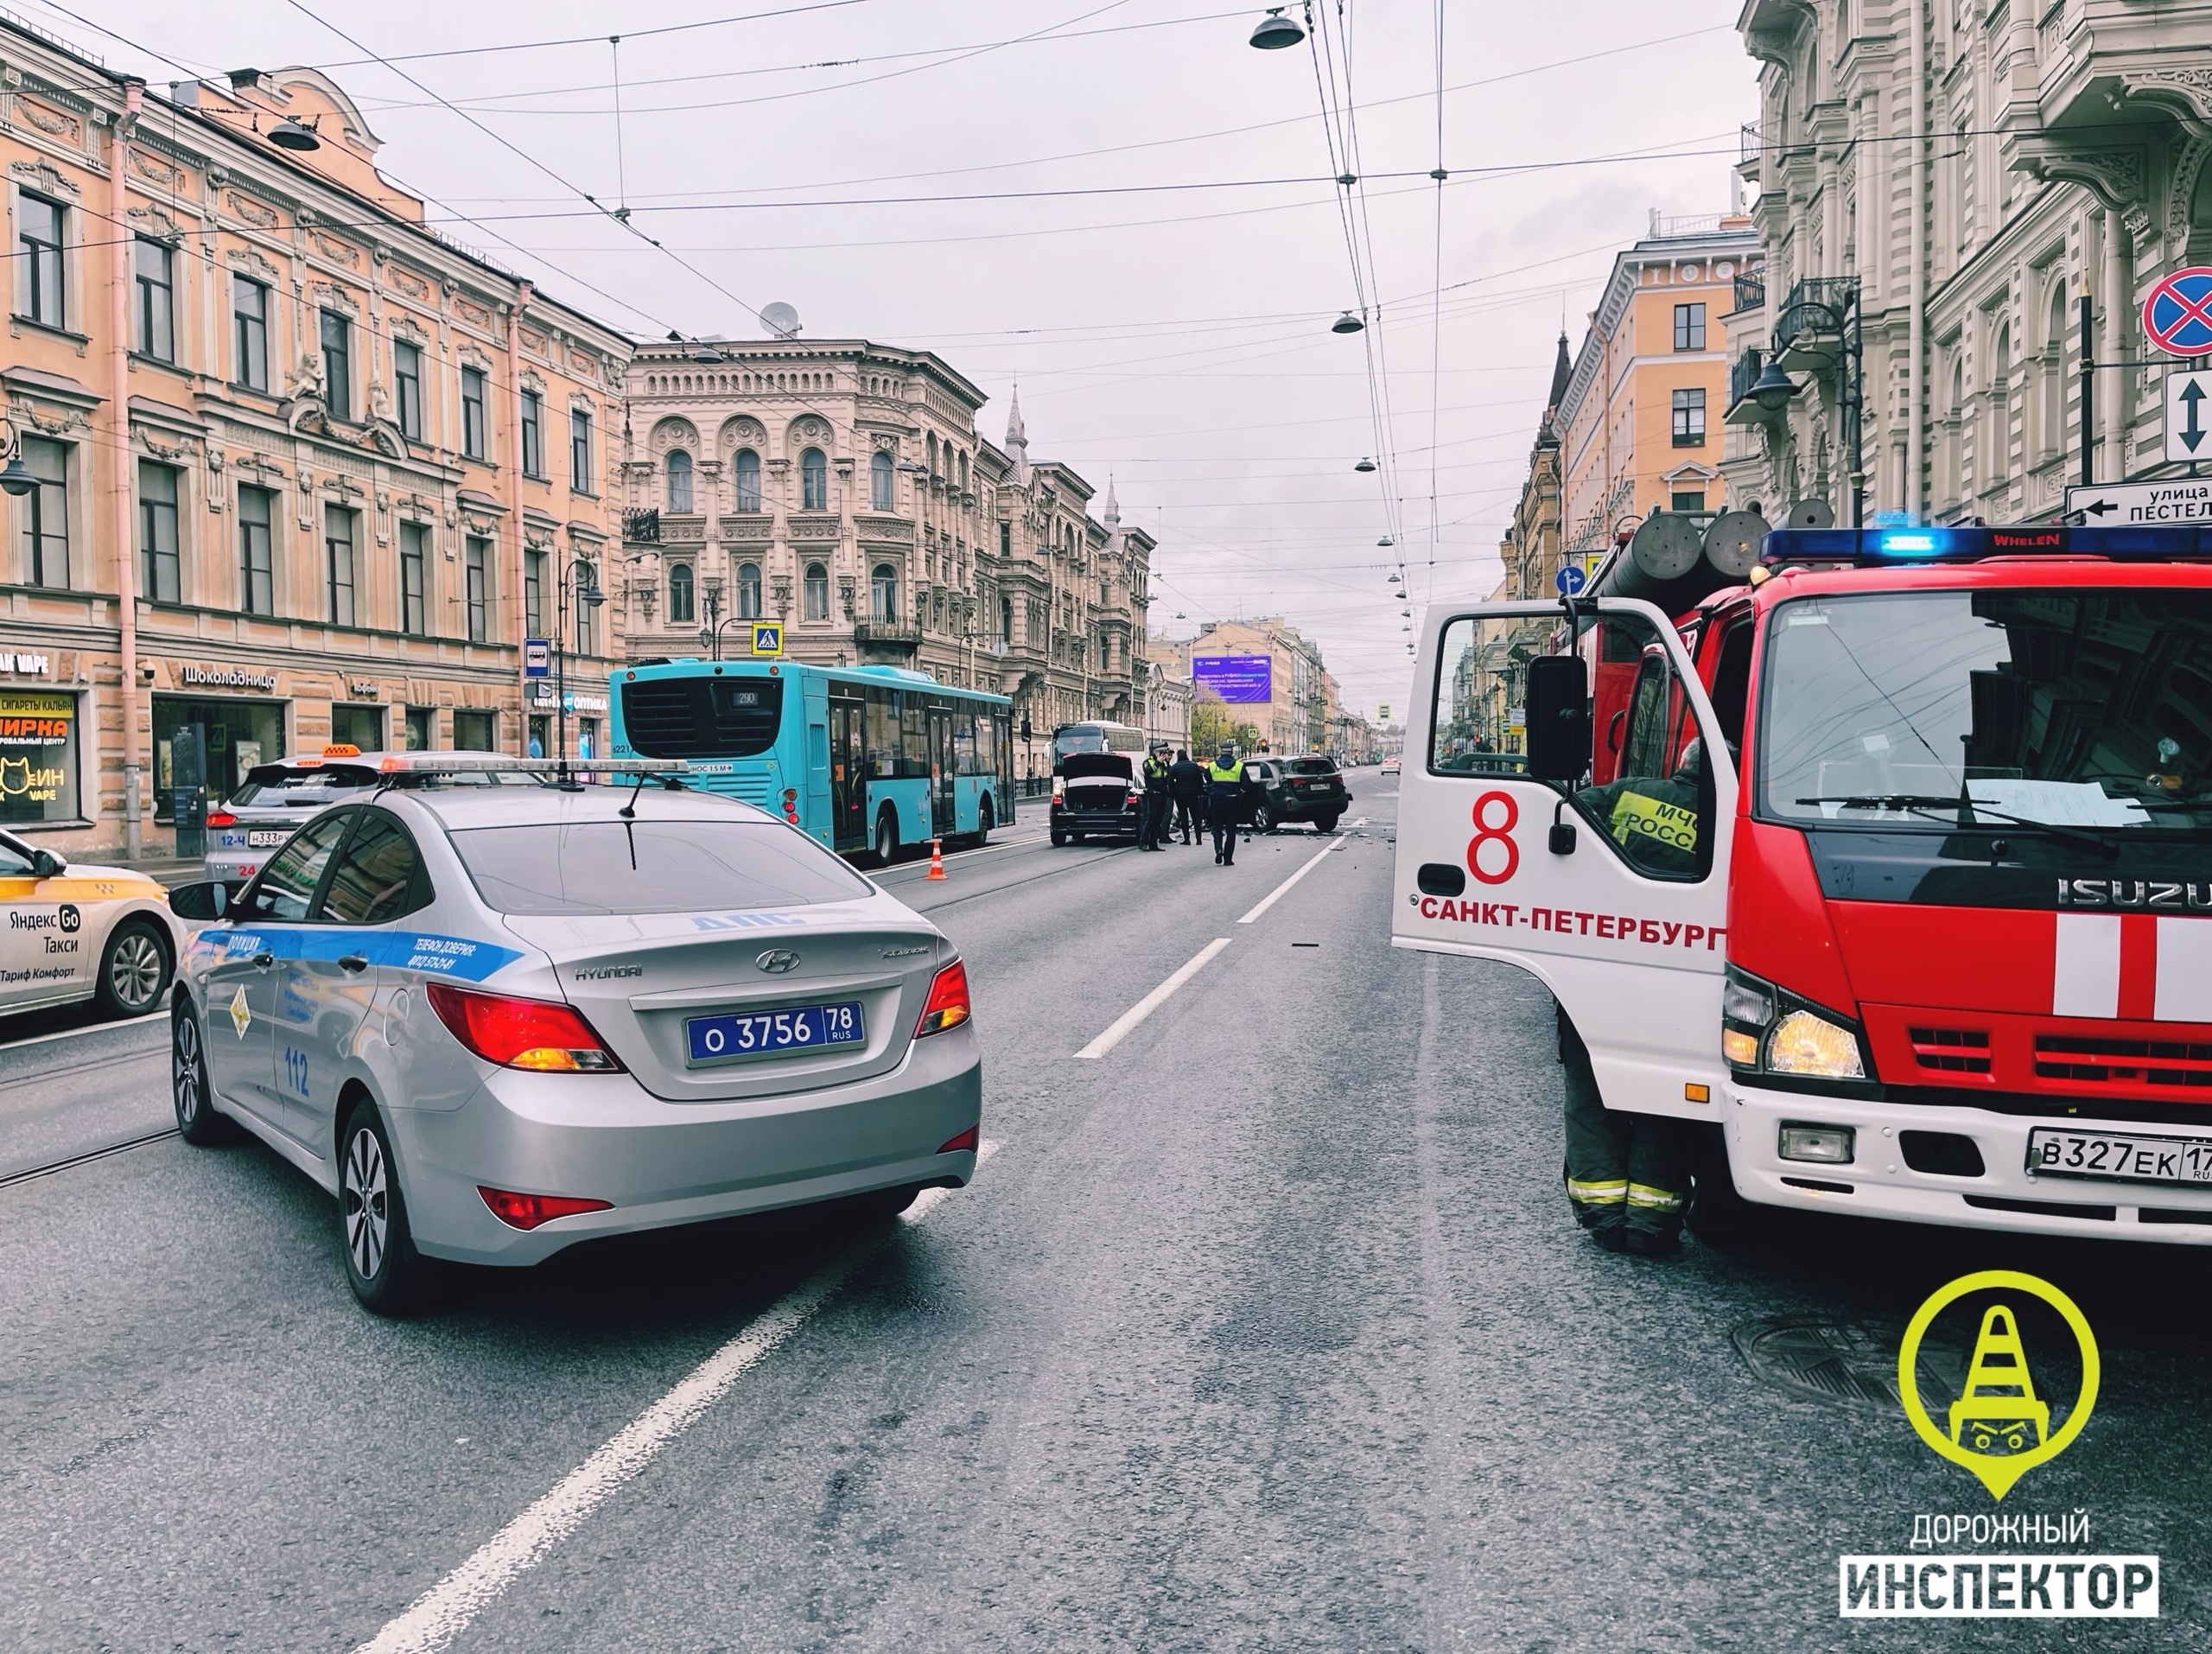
[167,754,982,1314]
[0,827,181,1018]
[205,747,530,884]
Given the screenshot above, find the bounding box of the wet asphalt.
[2,769,2208,1651]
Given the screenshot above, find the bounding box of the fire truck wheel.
[1685,1125,1761,1249]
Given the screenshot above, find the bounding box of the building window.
[804,561,830,620]
[570,406,594,494]
[520,390,544,477]
[394,340,423,440]
[454,709,495,752]
[737,561,762,620]
[1673,302,1707,352]
[461,366,488,460]
[665,449,693,512]
[1671,386,1706,446]
[238,485,276,615]
[801,447,828,511]
[465,537,490,642]
[138,461,181,604]
[524,548,546,639]
[1000,522,1011,557]
[135,237,175,362]
[1669,490,1707,512]
[734,448,762,512]
[19,194,64,329]
[321,309,352,419]
[1000,594,1013,645]
[21,437,68,588]
[666,562,694,623]
[574,565,597,656]
[870,448,894,510]
[232,276,269,391]
[326,505,357,626]
[400,521,429,635]
[871,563,898,622]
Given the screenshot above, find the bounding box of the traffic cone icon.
[1948,1305,2051,1454]
[927,837,946,880]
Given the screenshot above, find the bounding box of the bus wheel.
[974,797,994,847]
[874,808,899,866]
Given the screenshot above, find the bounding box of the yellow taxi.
[0,827,185,1018]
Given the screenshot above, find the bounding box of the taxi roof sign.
[1762,523,2212,567]
[321,742,362,758]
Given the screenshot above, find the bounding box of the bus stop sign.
[751,622,784,657]
[2143,267,2212,355]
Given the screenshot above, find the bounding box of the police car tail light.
[477,1186,613,1230]
[206,810,238,828]
[427,983,626,1072]
[913,960,971,1038]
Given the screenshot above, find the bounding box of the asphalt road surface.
[4,770,2208,1651]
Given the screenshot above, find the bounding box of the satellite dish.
[1784,497,1835,530]
[760,302,802,340]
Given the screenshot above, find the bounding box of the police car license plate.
[2027,1127,2212,1186]
[685,1001,865,1065]
[246,829,291,848]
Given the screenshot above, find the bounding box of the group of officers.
[1134,742,1255,865]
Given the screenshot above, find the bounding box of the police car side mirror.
[168,880,229,922]
[1524,655,1592,782]
[29,849,63,877]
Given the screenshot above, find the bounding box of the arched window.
[801,447,828,511]
[957,451,968,491]
[1000,594,1013,645]
[667,561,695,623]
[1945,353,1967,509]
[2044,285,2069,462]
[665,449,693,513]
[737,561,762,619]
[926,432,939,478]
[870,448,894,511]
[1987,325,2011,492]
[871,563,899,622]
[804,561,830,620]
[734,448,761,512]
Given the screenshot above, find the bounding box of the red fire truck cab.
[1397,523,2212,1243]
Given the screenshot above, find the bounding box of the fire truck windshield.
[1758,588,2212,835]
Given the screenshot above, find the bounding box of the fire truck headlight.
[1723,1028,1760,1066]
[1722,976,1773,1027]
[1767,1009,1866,1079]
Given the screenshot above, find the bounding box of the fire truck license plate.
[2028,1127,2212,1186]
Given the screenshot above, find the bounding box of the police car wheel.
[98,920,169,1018]
[340,1100,428,1315]
[171,1004,235,1146]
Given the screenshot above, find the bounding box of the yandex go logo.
[1467,791,1519,885]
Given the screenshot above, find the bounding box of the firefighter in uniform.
[1559,738,1708,1256]
[1205,744,1245,864]
[1138,744,1172,850]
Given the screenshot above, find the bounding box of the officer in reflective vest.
[1557,739,1707,1254]
[1205,745,1245,865]
[1138,744,1172,850]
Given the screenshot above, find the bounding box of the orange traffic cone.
[927,837,946,880]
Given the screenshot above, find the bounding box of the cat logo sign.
[750,623,784,658]
[1897,1270,2100,1500]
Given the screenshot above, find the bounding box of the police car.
[166,754,982,1313]
[0,827,182,1019]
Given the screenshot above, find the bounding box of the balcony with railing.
[1730,271,1765,316]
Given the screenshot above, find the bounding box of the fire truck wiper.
[1795,794,2118,856]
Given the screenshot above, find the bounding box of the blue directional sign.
[2143,267,2212,355]
[1554,563,1587,595]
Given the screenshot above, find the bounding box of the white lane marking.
[355,1141,1000,1654]
[1074,938,1231,1059]
[1236,817,1363,926]
[0,1008,166,1053]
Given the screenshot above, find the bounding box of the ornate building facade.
[620,344,1153,782]
[1,20,629,856]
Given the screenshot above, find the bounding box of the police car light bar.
[368,753,690,775]
[1763,524,2212,566]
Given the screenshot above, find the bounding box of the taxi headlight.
[1766,1009,1866,1079]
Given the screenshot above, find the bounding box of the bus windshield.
[1758,588,2212,834]
[1052,723,1144,762]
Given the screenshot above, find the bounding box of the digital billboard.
[1192,654,1272,704]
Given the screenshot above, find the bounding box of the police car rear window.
[229,768,378,805]
[448,819,874,916]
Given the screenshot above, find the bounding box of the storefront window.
[454,709,495,751]
[331,703,383,752]
[153,697,284,817]
[404,707,434,751]
[528,715,550,759]
[0,690,80,824]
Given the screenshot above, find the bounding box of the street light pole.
[553,557,604,779]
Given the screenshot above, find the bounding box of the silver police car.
[168,754,982,1313]
[204,748,530,884]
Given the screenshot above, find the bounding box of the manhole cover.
[1732,1316,1948,1409]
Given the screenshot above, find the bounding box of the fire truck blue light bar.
[1762,525,2212,565]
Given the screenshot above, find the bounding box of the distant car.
[1051,751,1141,845]
[1244,755,1350,833]
[205,748,533,885]
[1379,756,1401,776]
[0,828,183,1019]
[168,754,982,1314]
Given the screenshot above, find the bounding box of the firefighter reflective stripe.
[1567,1177,1628,1206]
[1607,789,1699,855]
[1625,1181,1685,1212]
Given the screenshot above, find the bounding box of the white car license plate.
[246,829,291,848]
[2028,1127,2212,1186]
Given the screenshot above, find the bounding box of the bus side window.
[867,688,899,778]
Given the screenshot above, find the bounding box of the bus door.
[830,698,867,851]
[928,705,957,836]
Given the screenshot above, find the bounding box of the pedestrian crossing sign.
[750,623,784,657]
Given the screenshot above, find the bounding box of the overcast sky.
[57,0,1755,720]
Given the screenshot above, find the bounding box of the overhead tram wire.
[1425,0,1446,601]
[307,0,906,68]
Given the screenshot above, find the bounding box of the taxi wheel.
[171,1003,236,1146]
[98,920,170,1018]
[340,1100,428,1315]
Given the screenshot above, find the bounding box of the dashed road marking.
[1236,817,1363,926]
[1073,938,1231,1059]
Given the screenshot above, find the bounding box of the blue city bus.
[609,658,1015,862]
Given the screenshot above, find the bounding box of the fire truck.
[1397,518,2212,1243]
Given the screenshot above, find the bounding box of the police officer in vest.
[1558,738,1708,1255]
[1138,743,1172,850]
[1205,743,1246,864]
